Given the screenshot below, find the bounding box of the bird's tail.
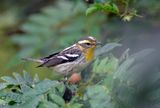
[22,57,43,63]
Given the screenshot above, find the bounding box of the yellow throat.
[84,47,95,62]
[76,43,96,62]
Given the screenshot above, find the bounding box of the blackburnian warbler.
[23,36,101,77]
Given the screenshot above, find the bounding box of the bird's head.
[76,36,102,61]
[76,36,101,50]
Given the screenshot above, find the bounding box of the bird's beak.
[96,41,102,46]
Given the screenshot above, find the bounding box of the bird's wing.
[40,52,60,62]
[38,48,82,67]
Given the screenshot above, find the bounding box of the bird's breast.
[52,56,87,76]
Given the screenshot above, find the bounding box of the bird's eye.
[86,43,91,45]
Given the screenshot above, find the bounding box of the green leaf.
[38,100,59,108]
[69,103,83,108]
[20,84,32,93]
[95,43,121,57]
[93,57,109,73]
[86,3,119,15]
[13,96,41,108]
[23,80,59,98]
[0,99,6,106]
[49,94,65,107]
[103,3,119,14]
[1,76,17,85]
[54,83,65,96]
[0,71,65,108]
[93,55,119,74]
[113,58,135,81]
[0,83,7,90]
[129,49,154,61]
[0,92,23,103]
[84,85,114,108]
[23,70,33,85]
[13,73,24,84]
[11,35,41,46]
[105,55,119,73]
[33,74,40,83]
[86,6,99,16]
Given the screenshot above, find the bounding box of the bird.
[23,36,101,77]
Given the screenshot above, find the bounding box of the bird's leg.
[64,76,68,81]
[62,75,68,84]
[57,75,68,84]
